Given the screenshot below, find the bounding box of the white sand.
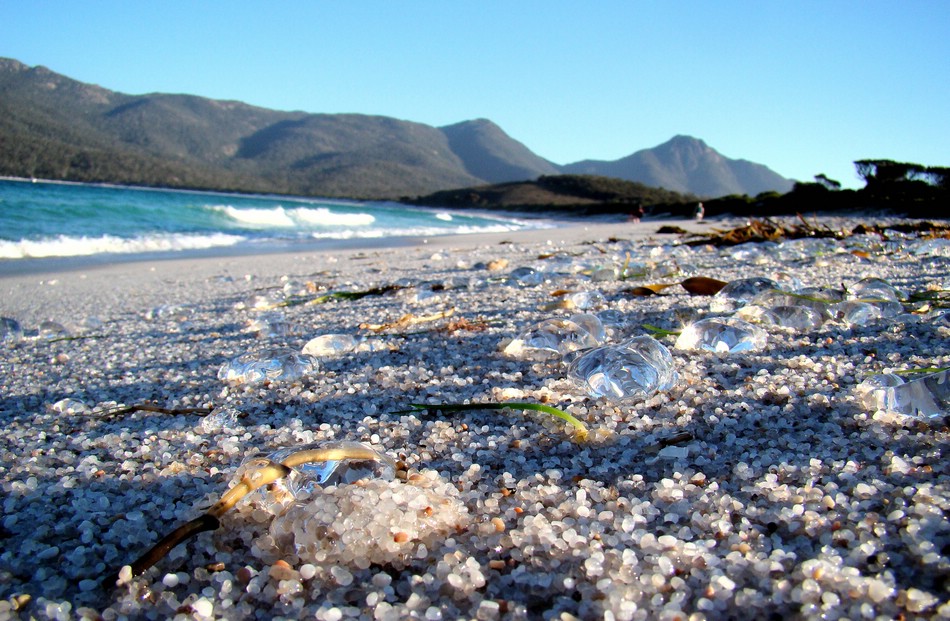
[0,216,947,620]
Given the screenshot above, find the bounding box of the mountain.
[0,58,794,199]
[562,135,794,197]
[440,119,560,183]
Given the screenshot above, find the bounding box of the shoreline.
[1,215,947,620]
[0,219,720,321]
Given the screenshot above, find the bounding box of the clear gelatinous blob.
[735,305,779,325]
[588,265,618,282]
[769,305,826,331]
[302,334,358,357]
[854,373,906,411]
[727,242,769,263]
[770,272,803,292]
[79,316,104,331]
[507,266,545,287]
[246,312,296,338]
[218,347,319,385]
[568,336,678,400]
[933,309,950,326]
[38,321,70,340]
[795,286,845,303]
[235,291,282,311]
[146,304,194,322]
[833,301,882,326]
[847,277,904,302]
[197,407,241,433]
[1,317,23,343]
[265,441,396,496]
[282,279,312,297]
[776,237,839,262]
[752,289,833,322]
[648,261,681,279]
[869,300,904,318]
[856,370,950,418]
[50,398,88,415]
[710,277,780,313]
[910,238,950,257]
[569,313,607,343]
[566,290,606,310]
[515,316,604,357]
[675,317,768,354]
[596,309,629,340]
[620,260,650,280]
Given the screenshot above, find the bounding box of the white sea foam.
[0,232,245,259]
[214,205,296,227]
[212,205,377,228]
[307,223,530,240]
[289,207,375,226]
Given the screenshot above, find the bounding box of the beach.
[0,216,948,620]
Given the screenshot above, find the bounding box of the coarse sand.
[0,216,947,620]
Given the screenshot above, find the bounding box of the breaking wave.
[0,232,245,259]
[211,205,375,228]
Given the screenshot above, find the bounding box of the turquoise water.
[0,179,545,260]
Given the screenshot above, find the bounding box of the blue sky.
[2,1,947,189]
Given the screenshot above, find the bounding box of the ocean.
[0,179,550,263]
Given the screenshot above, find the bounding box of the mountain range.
[0,58,793,199]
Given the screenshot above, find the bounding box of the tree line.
[668,159,949,219]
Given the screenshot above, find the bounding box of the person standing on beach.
[693,202,705,221]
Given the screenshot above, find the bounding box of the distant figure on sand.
[693,202,705,221]
[628,203,645,223]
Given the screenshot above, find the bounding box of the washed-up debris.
[107,443,394,585]
[402,401,590,442]
[625,276,728,297]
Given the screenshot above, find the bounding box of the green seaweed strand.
[404,402,589,441]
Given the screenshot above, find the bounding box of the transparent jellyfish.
[855,371,950,419]
[218,348,319,385]
[507,266,545,287]
[146,304,195,322]
[38,321,70,340]
[588,265,618,282]
[734,305,779,325]
[710,277,780,313]
[569,313,607,343]
[596,309,630,340]
[770,272,803,292]
[265,441,396,496]
[833,301,882,327]
[727,242,770,263]
[197,407,241,433]
[235,291,283,311]
[246,312,296,338]
[568,336,678,400]
[775,237,839,262]
[847,277,905,302]
[1,317,23,343]
[566,290,606,310]
[795,286,845,303]
[675,317,768,354]
[768,305,826,331]
[50,398,88,415]
[910,238,950,257]
[302,334,359,357]
[752,288,834,323]
[282,279,312,297]
[513,315,604,358]
[868,300,905,318]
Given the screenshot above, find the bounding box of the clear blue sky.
[2,1,947,189]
